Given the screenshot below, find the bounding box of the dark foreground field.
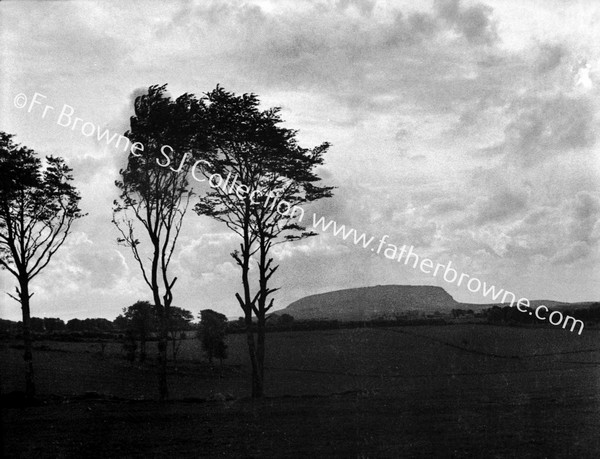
[3,324,600,457]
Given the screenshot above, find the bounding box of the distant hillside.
[280,285,460,320]
[279,285,597,321]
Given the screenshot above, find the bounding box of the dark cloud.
[434,0,498,45]
[535,43,566,74]
[182,0,507,122]
[473,189,529,225]
[503,93,596,166]
[428,197,465,215]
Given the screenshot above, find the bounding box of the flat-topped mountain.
[278,285,598,321]
[280,285,460,320]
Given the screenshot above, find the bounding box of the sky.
[1,0,599,321]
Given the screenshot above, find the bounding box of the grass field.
[3,324,600,457]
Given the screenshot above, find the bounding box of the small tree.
[113,313,130,330]
[122,300,156,363]
[214,340,228,373]
[43,317,65,332]
[122,329,137,364]
[0,132,84,399]
[167,306,193,367]
[199,309,228,366]
[279,313,294,326]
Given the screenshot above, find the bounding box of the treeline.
[0,317,116,337]
[0,310,195,341]
[0,316,196,335]
[227,314,448,334]
[0,303,229,367]
[1,313,448,338]
[4,302,598,341]
[485,303,600,325]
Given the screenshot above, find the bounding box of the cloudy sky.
[1,0,599,321]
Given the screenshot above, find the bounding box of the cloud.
[569,191,600,244]
[336,0,375,16]
[535,43,567,74]
[503,93,596,166]
[472,189,529,225]
[551,241,592,265]
[177,232,239,281]
[434,0,498,45]
[428,198,465,215]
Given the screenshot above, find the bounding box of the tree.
[43,317,65,332]
[214,339,228,373]
[278,313,294,326]
[30,317,45,333]
[194,87,333,397]
[0,132,84,399]
[113,85,200,400]
[167,306,193,367]
[199,309,228,366]
[122,329,137,364]
[113,313,129,330]
[66,317,114,333]
[66,318,84,331]
[122,300,156,363]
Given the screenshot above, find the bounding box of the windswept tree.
[113,84,203,400]
[195,87,333,397]
[0,132,84,398]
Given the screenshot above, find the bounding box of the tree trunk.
[245,313,262,398]
[254,235,271,399]
[171,334,178,370]
[256,315,266,397]
[157,321,168,401]
[171,334,175,362]
[151,262,169,401]
[139,336,147,363]
[19,279,35,399]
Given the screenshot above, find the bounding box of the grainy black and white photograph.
[1,0,600,457]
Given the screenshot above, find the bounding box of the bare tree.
[195,87,333,397]
[113,85,199,401]
[0,132,84,399]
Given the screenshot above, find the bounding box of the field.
[3,324,600,457]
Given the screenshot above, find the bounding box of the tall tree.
[0,132,84,399]
[113,85,201,400]
[195,87,333,397]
